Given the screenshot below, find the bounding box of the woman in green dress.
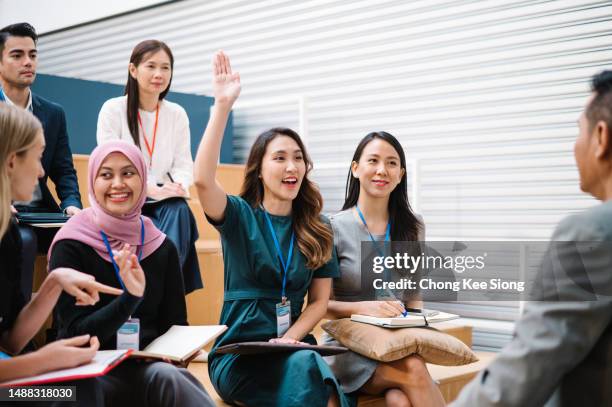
[194,51,349,407]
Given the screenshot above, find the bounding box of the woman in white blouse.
[96,39,201,294]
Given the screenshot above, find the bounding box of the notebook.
[15,212,70,228]
[0,350,131,387]
[351,310,459,328]
[129,325,227,364]
[215,341,348,356]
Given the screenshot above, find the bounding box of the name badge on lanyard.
[262,206,295,338]
[100,218,145,350]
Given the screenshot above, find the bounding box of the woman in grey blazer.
[324,131,445,407]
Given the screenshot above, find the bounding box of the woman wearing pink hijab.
[48,140,214,406]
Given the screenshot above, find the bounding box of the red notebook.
[0,349,131,387]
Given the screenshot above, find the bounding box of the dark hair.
[240,127,333,269]
[343,131,422,241]
[0,23,37,58]
[587,70,612,135]
[124,40,174,148]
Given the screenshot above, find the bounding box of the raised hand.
[115,244,146,297]
[212,50,241,106]
[37,335,99,372]
[51,267,123,306]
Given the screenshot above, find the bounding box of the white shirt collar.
[0,87,33,112]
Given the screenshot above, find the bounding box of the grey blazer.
[451,201,612,407]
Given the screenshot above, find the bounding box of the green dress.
[208,195,351,407]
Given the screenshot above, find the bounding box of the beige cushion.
[322,318,478,365]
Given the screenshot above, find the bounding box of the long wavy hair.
[343,131,421,241]
[124,39,174,148]
[0,104,42,238]
[241,127,333,269]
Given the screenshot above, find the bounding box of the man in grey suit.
[450,71,612,406]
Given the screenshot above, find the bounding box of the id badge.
[275,301,292,337]
[117,317,140,350]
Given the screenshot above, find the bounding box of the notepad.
[0,349,131,387]
[129,325,227,364]
[351,311,459,328]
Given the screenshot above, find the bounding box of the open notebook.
[351,310,459,328]
[0,350,131,387]
[129,325,227,364]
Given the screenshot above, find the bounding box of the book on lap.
[129,325,227,364]
[0,350,131,387]
[351,310,459,328]
[215,341,348,356]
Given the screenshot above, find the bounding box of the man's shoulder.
[32,92,65,115]
[554,201,612,241]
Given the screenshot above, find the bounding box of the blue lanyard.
[100,218,145,291]
[261,206,295,303]
[356,205,391,246]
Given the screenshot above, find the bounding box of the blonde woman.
[0,104,121,405]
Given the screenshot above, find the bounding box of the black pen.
[167,172,175,183]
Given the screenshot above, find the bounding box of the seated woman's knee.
[385,388,411,407]
[395,355,432,387]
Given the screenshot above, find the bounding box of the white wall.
[0,0,168,34]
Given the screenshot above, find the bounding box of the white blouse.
[96,95,194,189]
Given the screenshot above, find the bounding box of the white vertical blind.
[37,0,612,349]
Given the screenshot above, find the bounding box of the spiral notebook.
[351,311,459,328]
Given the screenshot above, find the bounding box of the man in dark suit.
[0,23,82,299]
[450,71,612,406]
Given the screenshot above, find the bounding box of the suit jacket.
[451,201,612,407]
[31,93,82,212]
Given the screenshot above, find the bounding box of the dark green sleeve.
[313,215,340,278]
[205,194,246,234]
[313,246,340,278]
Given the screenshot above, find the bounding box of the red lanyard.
[137,105,159,166]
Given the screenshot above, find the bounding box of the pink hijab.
[48,140,165,264]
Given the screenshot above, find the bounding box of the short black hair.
[0,22,38,57]
[587,70,612,133]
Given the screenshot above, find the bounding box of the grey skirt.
[322,333,378,394]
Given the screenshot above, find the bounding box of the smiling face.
[260,135,307,204]
[129,49,172,98]
[93,152,142,216]
[8,130,44,201]
[352,137,405,200]
[0,36,37,89]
